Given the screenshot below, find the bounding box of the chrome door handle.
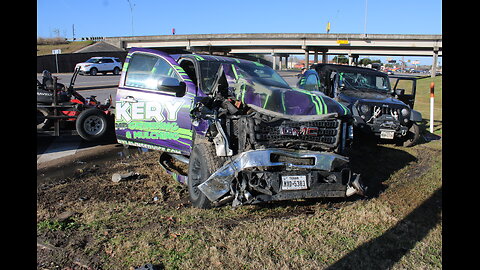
[120,96,137,103]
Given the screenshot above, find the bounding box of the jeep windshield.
[338,71,391,93]
[233,62,291,89]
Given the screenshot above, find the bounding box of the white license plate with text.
[281,175,308,190]
[380,130,395,139]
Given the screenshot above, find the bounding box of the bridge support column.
[284,55,288,69]
[304,49,310,68]
[322,52,328,63]
[314,50,318,64]
[272,55,277,70]
[431,48,439,77]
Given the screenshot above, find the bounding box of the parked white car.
[75,57,123,76]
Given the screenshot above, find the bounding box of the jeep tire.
[401,122,420,147]
[187,142,225,209]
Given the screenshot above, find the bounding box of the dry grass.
[37,77,442,269]
[37,40,94,56]
[37,140,442,269]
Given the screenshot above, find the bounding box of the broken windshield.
[338,71,391,93]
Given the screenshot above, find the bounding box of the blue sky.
[37,0,442,65]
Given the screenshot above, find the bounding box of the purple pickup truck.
[115,48,366,208]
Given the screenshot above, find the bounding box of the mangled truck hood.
[223,63,350,120]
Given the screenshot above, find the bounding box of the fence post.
[429,82,435,133]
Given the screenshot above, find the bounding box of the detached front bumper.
[198,148,366,207]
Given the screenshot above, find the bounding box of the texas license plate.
[380,130,395,139]
[281,175,308,190]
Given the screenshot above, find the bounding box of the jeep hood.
[338,90,406,107]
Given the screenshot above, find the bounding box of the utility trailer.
[36,68,114,141]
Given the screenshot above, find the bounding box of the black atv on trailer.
[36,68,114,141]
[297,64,422,147]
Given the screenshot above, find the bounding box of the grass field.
[37,40,94,56]
[37,77,442,269]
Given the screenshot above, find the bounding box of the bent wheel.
[402,122,420,147]
[187,142,225,209]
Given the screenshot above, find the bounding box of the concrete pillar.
[322,52,328,63]
[304,50,310,69]
[348,52,352,66]
[279,56,283,70]
[353,54,359,66]
[284,56,288,69]
[314,51,318,65]
[431,49,438,78]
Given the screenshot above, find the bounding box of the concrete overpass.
[104,33,442,73]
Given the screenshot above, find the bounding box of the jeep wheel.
[187,142,225,209]
[76,108,109,141]
[113,67,120,75]
[90,68,98,76]
[402,122,420,147]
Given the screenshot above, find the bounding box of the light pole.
[126,0,135,36]
[364,0,368,36]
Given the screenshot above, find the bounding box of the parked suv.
[297,64,422,147]
[75,57,122,76]
[114,48,366,208]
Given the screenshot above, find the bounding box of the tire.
[113,67,120,75]
[90,68,98,76]
[402,122,420,147]
[75,108,109,141]
[187,142,225,209]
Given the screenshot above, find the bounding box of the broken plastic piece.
[111,172,138,182]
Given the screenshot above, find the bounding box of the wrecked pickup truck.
[297,64,422,147]
[115,48,366,208]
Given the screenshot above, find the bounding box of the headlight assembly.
[360,104,370,114]
[401,108,409,116]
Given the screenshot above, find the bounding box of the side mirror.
[157,77,186,97]
[395,88,405,96]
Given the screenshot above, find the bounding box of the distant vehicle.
[384,69,394,75]
[75,57,123,76]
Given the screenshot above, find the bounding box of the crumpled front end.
[189,58,365,207]
[198,148,366,207]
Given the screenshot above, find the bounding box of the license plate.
[380,130,395,139]
[281,175,308,190]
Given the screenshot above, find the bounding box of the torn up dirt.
[37,139,442,269]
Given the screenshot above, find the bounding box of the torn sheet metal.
[197,148,349,202]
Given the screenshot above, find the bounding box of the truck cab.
[115,48,366,208]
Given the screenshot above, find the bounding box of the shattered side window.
[199,61,222,94]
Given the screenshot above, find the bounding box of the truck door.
[391,77,416,108]
[115,48,196,155]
